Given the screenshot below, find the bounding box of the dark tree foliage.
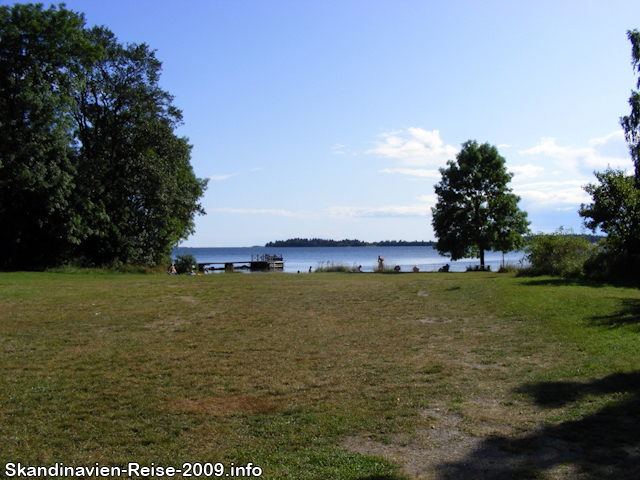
[72,27,207,266]
[0,4,207,269]
[580,31,640,273]
[580,169,640,255]
[0,4,97,267]
[431,141,530,268]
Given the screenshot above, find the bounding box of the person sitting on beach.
[413,265,419,272]
[356,265,363,273]
[168,263,177,274]
[394,265,401,272]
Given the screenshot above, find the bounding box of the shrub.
[520,228,594,278]
[315,261,355,273]
[466,265,491,272]
[583,241,640,283]
[174,254,197,274]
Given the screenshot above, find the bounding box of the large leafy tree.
[0,3,97,268]
[0,4,206,269]
[431,140,530,268]
[579,169,640,255]
[72,27,207,266]
[580,30,640,258]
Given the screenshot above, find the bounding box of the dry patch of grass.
[0,271,638,479]
[170,396,281,416]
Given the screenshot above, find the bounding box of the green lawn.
[0,271,638,479]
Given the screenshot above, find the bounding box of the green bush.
[520,228,594,278]
[583,242,640,283]
[315,261,355,273]
[466,265,491,272]
[174,254,197,274]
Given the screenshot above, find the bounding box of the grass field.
[0,271,639,479]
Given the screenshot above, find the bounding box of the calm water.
[172,246,526,273]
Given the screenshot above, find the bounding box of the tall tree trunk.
[480,249,485,268]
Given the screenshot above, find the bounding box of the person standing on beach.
[378,256,384,271]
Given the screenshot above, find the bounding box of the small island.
[265,238,436,247]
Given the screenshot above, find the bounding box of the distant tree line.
[265,238,436,247]
[0,4,207,269]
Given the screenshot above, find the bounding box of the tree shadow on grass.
[590,298,640,329]
[516,277,607,288]
[517,276,640,289]
[355,476,405,480]
[434,372,640,479]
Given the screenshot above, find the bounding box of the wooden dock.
[197,254,284,272]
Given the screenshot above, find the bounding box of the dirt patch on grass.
[342,408,483,479]
[144,319,191,330]
[417,317,452,324]
[341,405,577,480]
[170,396,280,416]
[462,361,507,371]
[175,295,196,303]
[341,293,560,479]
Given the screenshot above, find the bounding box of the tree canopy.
[431,140,530,268]
[580,169,640,255]
[0,3,207,269]
[580,30,640,260]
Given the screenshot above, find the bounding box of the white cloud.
[379,168,441,178]
[508,164,545,181]
[209,174,236,181]
[212,207,310,218]
[587,130,625,146]
[327,204,433,218]
[366,128,458,166]
[416,194,437,205]
[513,180,591,208]
[332,143,356,155]
[519,132,632,171]
[332,143,346,155]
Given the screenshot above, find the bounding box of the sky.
[6,0,640,246]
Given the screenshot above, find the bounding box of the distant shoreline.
[264,233,606,248]
[265,238,436,248]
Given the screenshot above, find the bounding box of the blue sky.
[8,1,640,246]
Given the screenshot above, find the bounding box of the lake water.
[172,246,527,273]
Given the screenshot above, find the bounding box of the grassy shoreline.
[1,271,638,479]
